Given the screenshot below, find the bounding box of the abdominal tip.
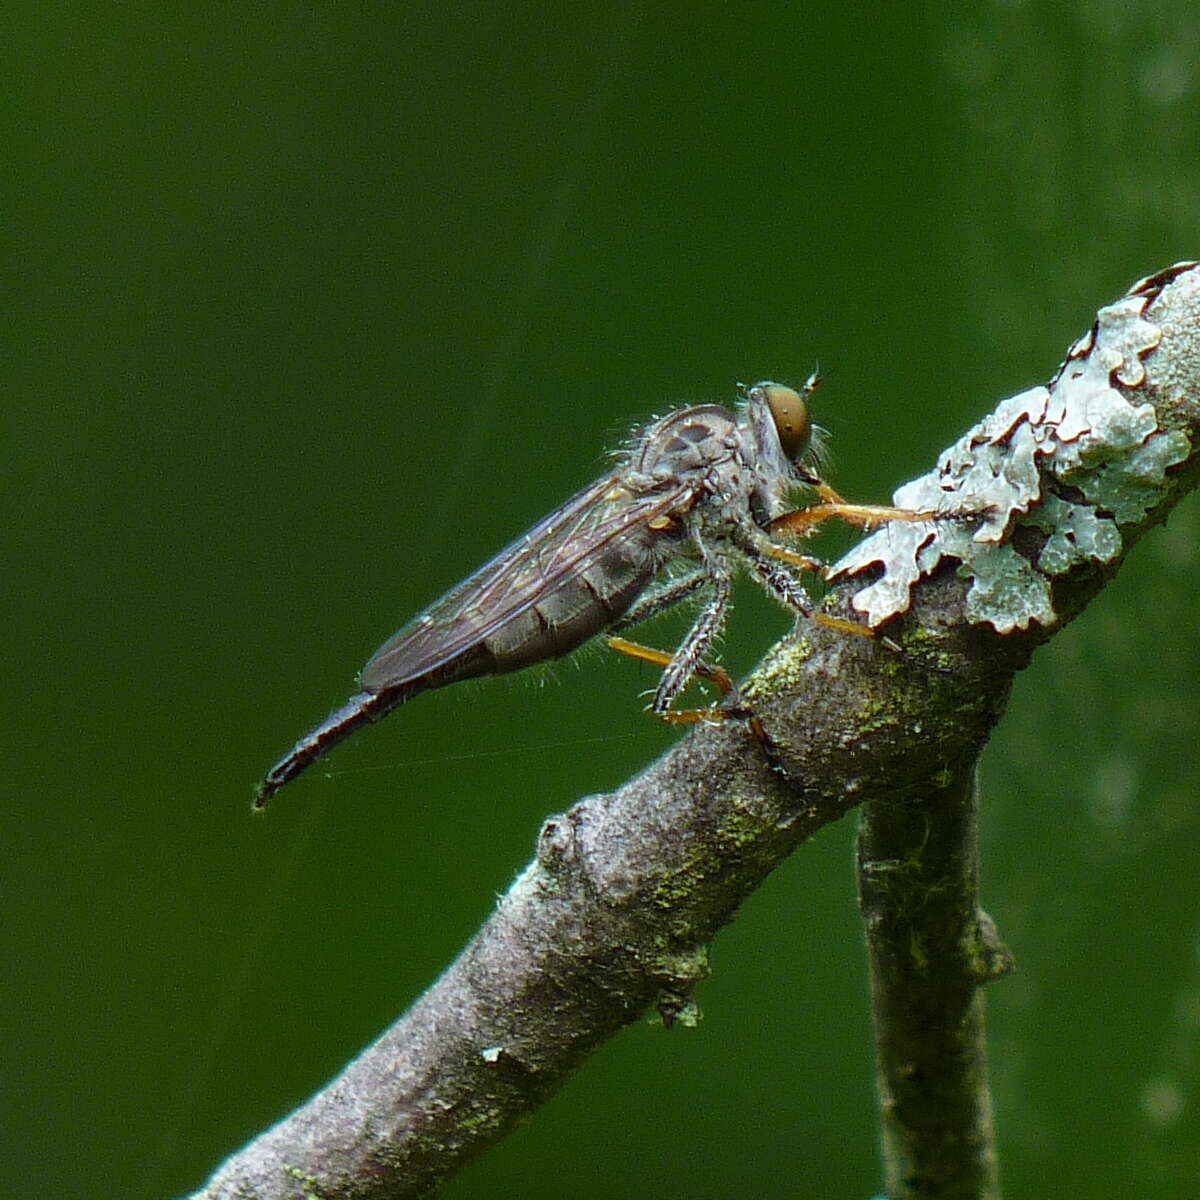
[253,764,291,811]
[252,780,275,812]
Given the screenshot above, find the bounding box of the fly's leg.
[606,636,737,709]
[770,482,936,538]
[605,571,787,774]
[750,538,961,676]
[605,633,785,774]
[766,490,976,659]
[762,489,965,651]
[607,567,735,716]
[608,570,707,631]
[772,501,935,536]
[781,481,986,534]
[740,533,877,639]
[643,569,732,718]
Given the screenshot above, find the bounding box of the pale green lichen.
[651,796,773,912]
[665,997,702,1028]
[831,265,1196,633]
[283,1165,328,1200]
[1027,495,1122,575]
[652,944,710,987]
[743,633,814,699]
[1061,427,1191,524]
[958,544,1055,629]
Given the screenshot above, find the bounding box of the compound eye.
[763,382,812,459]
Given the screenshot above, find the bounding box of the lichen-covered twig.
[831,262,1198,631]
[187,265,1200,1200]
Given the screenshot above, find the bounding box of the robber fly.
[255,377,929,808]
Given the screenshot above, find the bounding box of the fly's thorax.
[630,404,740,484]
[624,403,757,532]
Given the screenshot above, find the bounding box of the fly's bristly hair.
[804,423,833,481]
[610,408,675,462]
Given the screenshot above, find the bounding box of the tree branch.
[188,264,1200,1200]
[859,764,1011,1199]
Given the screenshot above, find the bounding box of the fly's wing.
[360,469,698,691]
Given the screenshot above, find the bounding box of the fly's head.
[738,375,828,520]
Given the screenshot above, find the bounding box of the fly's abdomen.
[485,539,657,673]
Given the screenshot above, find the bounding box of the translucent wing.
[360,469,699,690]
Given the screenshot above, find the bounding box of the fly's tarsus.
[812,611,876,638]
[605,634,787,775]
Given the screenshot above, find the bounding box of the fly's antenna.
[798,366,832,483]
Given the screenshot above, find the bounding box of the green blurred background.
[6,3,1200,1196]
